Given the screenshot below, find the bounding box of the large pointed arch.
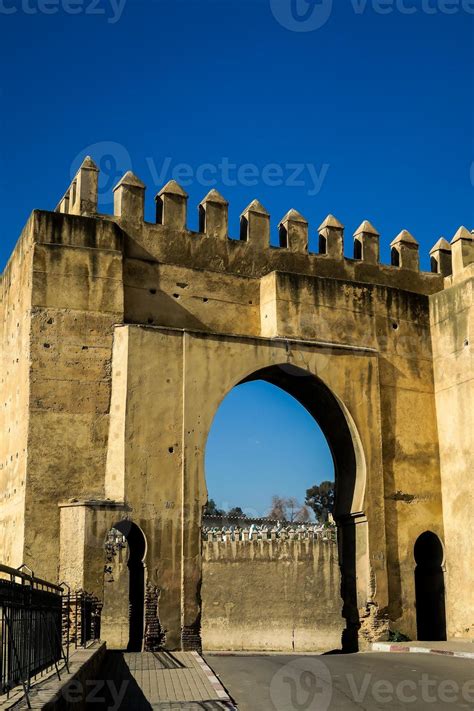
[201,361,368,651]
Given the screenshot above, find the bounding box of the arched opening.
[391,247,400,267]
[354,238,362,260]
[414,531,446,641]
[103,520,146,651]
[205,380,334,521]
[240,216,249,241]
[278,223,289,249]
[202,363,366,653]
[241,365,363,520]
[430,255,439,273]
[198,204,206,233]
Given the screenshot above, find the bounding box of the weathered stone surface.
[202,537,342,652]
[0,163,472,653]
[430,272,473,639]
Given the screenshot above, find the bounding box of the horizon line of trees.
[204,480,335,524]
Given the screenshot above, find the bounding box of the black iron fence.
[0,564,101,707]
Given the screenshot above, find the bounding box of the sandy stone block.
[30,377,111,414]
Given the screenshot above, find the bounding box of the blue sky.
[1,0,472,509]
[1,0,473,271]
[205,382,333,517]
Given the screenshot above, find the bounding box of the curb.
[372,642,474,660]
[191,652,239,708]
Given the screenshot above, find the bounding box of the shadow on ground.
[97,652,153,710]
[97,651,235,710]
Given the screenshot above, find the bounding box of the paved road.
[205,652,474,710]
[95,651,236,710]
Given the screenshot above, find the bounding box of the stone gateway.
[0,157,472,651]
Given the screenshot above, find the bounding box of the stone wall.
[24,212,124,580]
[201,531,342,652]
[1,157,472,650]
[101,529,130,650]
[430,265,473,639]
[0,217,34,567]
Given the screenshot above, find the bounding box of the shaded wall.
[102,537,130,650]
[201,536,342,651]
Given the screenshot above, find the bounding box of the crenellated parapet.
[353,220,380,265]
[50,158,473,292]
[390,230,419,271]
[450,226,474,277]
[203,525,337,543]
[113,171,146,223]
[430,238,452,277]
[55,156,99,216]
[199,189,229,239]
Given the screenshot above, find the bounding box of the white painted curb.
[191,651,239,708]
[372,642,474,660]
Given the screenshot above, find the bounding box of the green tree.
[227,506,247,518]
[305,481,335,523]
[203,499,225,516]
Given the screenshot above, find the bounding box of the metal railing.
[0,564,101,708]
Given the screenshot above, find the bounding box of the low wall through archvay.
[201,527,343,652]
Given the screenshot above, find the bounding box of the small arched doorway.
[414,531,446,641]
[103,520,146,651]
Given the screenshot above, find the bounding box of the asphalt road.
[205,652,474,711]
